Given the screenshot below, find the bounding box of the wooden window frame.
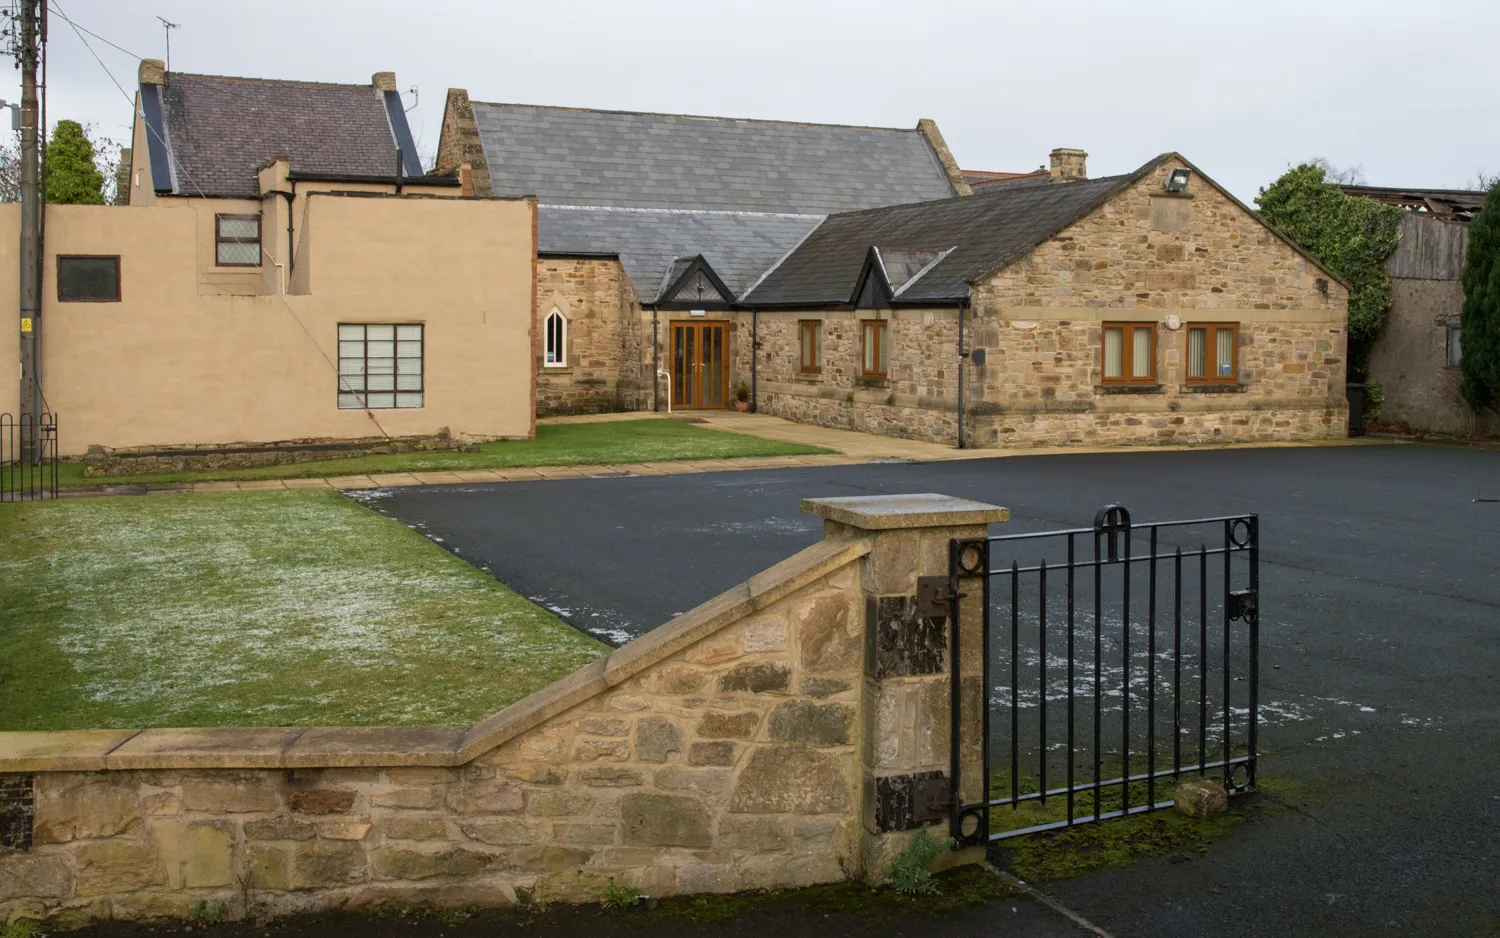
[56,254,121,302]
[337,323,424,410]
[1185,322,1240,385]
[543,309,568,368]
[1100,321,1157,386]
[798,320,822,374]
[861,319,888,379]
[215,213,262,268]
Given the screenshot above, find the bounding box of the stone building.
[439,93,1351,445]
[1348,185,1499,436]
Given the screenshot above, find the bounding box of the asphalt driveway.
[373,443,1500,937]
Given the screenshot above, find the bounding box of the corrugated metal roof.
[157,73,402,198]
[744,174,1133,306]
[473,102,957,214]
[537,205,825,303]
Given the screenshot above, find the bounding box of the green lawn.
[0,490,608,731]
[53,419,828,487]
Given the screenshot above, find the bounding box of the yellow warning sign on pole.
[20,318,31,333]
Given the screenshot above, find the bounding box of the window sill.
[855,376,890,389]
[792,372,823,383]
[1095,384,1164,395]
[1179,383,1246,394]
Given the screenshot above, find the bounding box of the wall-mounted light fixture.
[1316,277,1329,295]
[1165,167,1191,192]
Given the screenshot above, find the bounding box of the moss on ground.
[996,804,1245,881]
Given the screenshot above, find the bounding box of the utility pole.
[17,0,42,458]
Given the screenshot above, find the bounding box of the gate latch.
[1228,588,1258,624]
[916,576,961,619]
[913,776,953,823]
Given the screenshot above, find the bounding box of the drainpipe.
[750,307,758,413]
[280,182,295,284]
[651,307,659,412]
[956,298,968,449]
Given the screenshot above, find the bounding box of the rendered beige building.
[0,62,536,458]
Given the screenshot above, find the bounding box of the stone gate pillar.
[800,493,1007,880]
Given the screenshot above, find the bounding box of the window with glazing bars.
[1186,323,1239,383]
[799,320,822,373]
[862,320,888,378]
[338,324,423,409]
[1101,322,1156,385]
[215,214,261,267]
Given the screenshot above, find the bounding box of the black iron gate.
[1,412,59,502]
[947,505,1259,845]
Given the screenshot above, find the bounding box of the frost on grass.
[0,491,606,731]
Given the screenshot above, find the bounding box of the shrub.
[886,825,954,896]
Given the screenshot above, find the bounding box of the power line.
[48,0,395,440]
[45,3,138,60]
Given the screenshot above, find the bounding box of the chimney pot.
[1049,148,1088,183]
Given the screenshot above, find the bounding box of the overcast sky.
[29,0,1500,203]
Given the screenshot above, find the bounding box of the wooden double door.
[670,321,730,409]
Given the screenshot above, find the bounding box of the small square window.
[1101,321,1156,385]
[1446,326,1462,367]
[216,214,261,267]
[799,320,822,373]
[57,255,120,302]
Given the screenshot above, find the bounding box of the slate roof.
[472,102,958,214]
[538,205,824,304]
[154,73,406,197]
[744,172,1137,306]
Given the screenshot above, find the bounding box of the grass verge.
[51,420,829,487]
[0,490,607,730]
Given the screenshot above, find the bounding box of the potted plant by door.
[734,379,751,412]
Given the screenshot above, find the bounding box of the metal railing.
[1,412,59,501]
[949,504,1259,844]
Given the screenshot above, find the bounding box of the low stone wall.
[82,435,481,478]
[0,494,1005,929]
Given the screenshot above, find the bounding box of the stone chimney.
[114,148,131,205]
[139,58,165,85]
[372,72,397,93]
[458,163,473,197]
[1049,148,1088,183]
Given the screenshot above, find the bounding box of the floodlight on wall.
[1165,168,1192,192]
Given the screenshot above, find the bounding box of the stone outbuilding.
[1348,185,1499,436]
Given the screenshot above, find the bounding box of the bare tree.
[1473,169,1500,192]
[0,136,18,202]
[1312,157,1366,186]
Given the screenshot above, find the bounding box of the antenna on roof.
[404,86,419,114]
[155,16,179,73]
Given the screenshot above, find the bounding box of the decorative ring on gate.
[955,540,988,577]
[1225,762,1252,793]
[957,807,987,846]
[1229,518,1253,549]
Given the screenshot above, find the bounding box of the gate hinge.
[916,576,965,619]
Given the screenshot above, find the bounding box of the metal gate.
[946,504,1259,845]
[1,412,59,502]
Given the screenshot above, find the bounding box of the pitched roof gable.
[470,102,958,214]
[145,71,418,198]
[745,153,1349,306]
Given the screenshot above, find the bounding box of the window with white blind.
[338,324,423,409]
[544,309,567,367]
[1446,327,1462,367]
[1101,322,1156,385]
[1186,323,1238,384]
[215,214,261,267]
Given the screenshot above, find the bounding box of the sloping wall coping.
[0,537,872,775]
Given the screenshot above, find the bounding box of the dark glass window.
[57,255,120,302]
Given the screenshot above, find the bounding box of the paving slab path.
[372,443,1500,936]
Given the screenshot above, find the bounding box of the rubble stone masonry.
[0,495,1005,927]
[535,258,641,416]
